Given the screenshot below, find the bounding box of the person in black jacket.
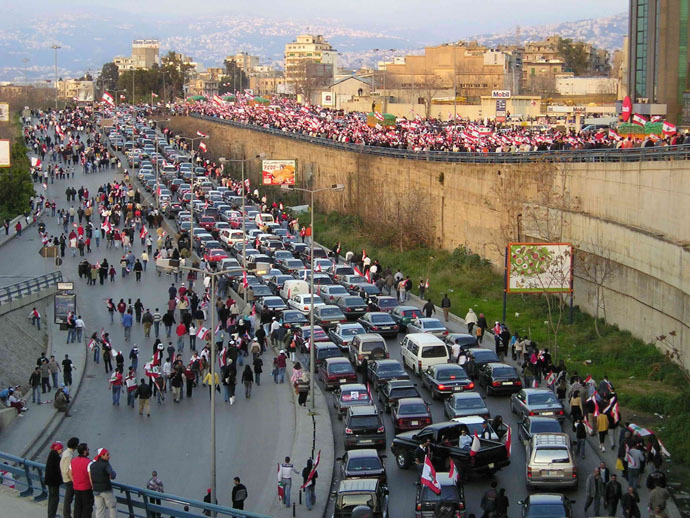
[90,448,117,518]
[45,442,64,518]
[135,378,152,417]
[574,418,587,459]
[231,477,248,510]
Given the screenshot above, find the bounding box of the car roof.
[356,333,386,341]
[433,364,464,370]
[397,397,426,406]
[373,359,401,367]
[315,342,340,350]
[395,305,420,311]
[451,392,484,400]
[348,405,378,416]
[325,357,350,365]
[526,416,560,423]
[487,362,516,369]
[406,333,445,344]
[451,416,488,425]
[386,379,415,389]
[337,478,379,492]
[523,388,553,394]
[471,348,496,354]
[434,473,457,486]
[528,493,567,504]
[339,323,364,329]
[532,433,570,446]
[339,383,367,391]
[346,448,381,459]
[418,317,442,322]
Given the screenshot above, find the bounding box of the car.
[314,341,343,368]
[354,284,381,299]
[288,294,326,315]
[517,493,574,518]
[449,416,506,442]
[338,449,387,484]
[463,348,500,378]
[316,284,350,303]
[164,202,183,218]
[406,317,448,338]
[278,310,308,330]
[367,296,398,313]
[203,248,228,263]
[331,265,355,282]
[334,383,372,419]
[328,322,366,352]
[444,391,491,420]
[389,306,424,331]
[265,274,293,296]
[511,389,566,422]
[443,333,479,354]
[335,296,369,320]
[357,312,399,338]
[391,397,432,434]
[254,296,288,316]
[344,405,386,450]
[377,379,421,414]
[341,274,368,293]
[300,246,329,264]
[519,416,563,443]
[246,284,273,299]
[276,258,305,274]
[400,334,451,376]
[331,478,389,518]
[414,471,466,518]
[313,305,347,331]
[198,216,217,232]
[477,362,522,395]
[319,357,357,390]
[300,326,329,350]
[366,359,408,391]
[526,434,578,489]
[348,333,389,369]
[421,364,474,399]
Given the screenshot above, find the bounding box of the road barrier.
[0,451,270,517]
[0,272,63,306]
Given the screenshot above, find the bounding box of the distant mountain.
[465,12,627,51]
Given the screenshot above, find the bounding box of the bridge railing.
[0,271,63,306]
[190,113,690,164]
[0,451,270,518]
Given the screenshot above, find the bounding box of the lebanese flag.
[244,178,250,190]
[151,92,159,98]
[300,450,321,489]
[101,218,112,233]
[353,266,363,276]
[102,92,115,106]
[120,94,126,100]
[588,391,600,416]
[374,112,385,122]
[585,419,594,435]
[663,121,677,136]
[583,375,592,384]
[277,464,285,501]
[470,433,481,457]
[545,371,556,387]
[139,226,148,239]
[365,269,371,283]
[31,157,42,168]
[424,279,430,289]
[242,271,249,289]
[420,456,441,494]
[314,262,322,273]
[448,460,459,484]
[531,379,539,388]
[88,337,98,351]
[651,115,663,123]
[632,113,648,127]
[144,361,160,378]
[196,327,210,340]
[609,129,621,140]
[505,425,512,458]
[198,142,207,153]
[603,396,621,425]
[212,94,223,106]
[196,131,208,138]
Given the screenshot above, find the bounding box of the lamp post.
[179,264,235,516]
[178,134,209,248]
[281,183,345,410]
[149,118,170,210]
[373,48,396,113]
[51,44,61,110]
[218,154,265,302]
[452,42,457,122]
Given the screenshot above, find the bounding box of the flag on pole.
[632,113,648,127]
[374,112,385,122]
[353,266,363,276]
[587,391,600,416]
[30,157,42,168]
[583,375,592,384]
[585,419,594,435]
[420,456,441,494]
[120,94,126,100]
[101,92,115,106]
[196,327,210,340]
[424,278,430,289]
[300,451,321,489]
[470,433,481,457]
[139,226,148,239]
[448,460,459,484]
[212,94,223,106]
[151,92,159,98]
[198,142,207,153]
[277,464,285,501]
[663,121,677,136]
[545,371,556,387]
[505,426,512,458]
[531,378,539,388]
[196,131,209,138]
[365,269,371,283]
[650,115,663,123]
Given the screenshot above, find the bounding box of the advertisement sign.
[507,243,573,293]
[262,159,296,185]
[491,90,511,99]
[54,293,77,324]
[322,91,334,106]
[495,99,507,122]
[621,95,632,122]
[0,139,9,168]
[0,102,9,122]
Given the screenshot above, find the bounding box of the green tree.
[0,142,35,221]
[557,38,589,76]
[161,51,194,100]
[219,59,248,95]
[100,62,119,92]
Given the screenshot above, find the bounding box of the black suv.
[344,405,386,450]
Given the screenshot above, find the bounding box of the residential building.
[554,76,618,96]
[628,0,690,124]
[327,76,373,109]
[227,52,260,73]
[284,34,337,87]
[522,36,567,93]
[56,79,95,101]
[114,40,160,71]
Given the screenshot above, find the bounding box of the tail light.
[572,467,577,478]
[418,361,422,371]
[345,428,353,434]
[438,384,447,391]
[515,380,522,386]
[467,382,475,389]
[346,308,352,311]
[443,330,448,335]
[371,326,379,330]
[492,381,500,387]
[385,352,390,358]
[527,467,532,479]
[377,426,385,433]
[558,410,564,415]
[423,417,431,425]
[396,419,403,427]
[529,411,536,416]
[416,504,422,511]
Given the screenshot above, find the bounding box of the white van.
[280,279,310,301]
[400,333,450,376]
[219,229,245,249]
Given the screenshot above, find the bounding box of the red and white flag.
[212,94,223,106]
[609,129,621,140]
[120,94,126,100]
[651,115,663,123]
[531,378,539,388]
[365,269,372,283]
[583,375,592,384]
[632,113,648,127]
[198,142,207,153]
[31,157,42,169]
[144,361,160,378]
[585,419,594,435]
[588,391,600,416]
[196,326,210,340]
[139,226,148,239]
[663,121,677,136]
[374,112,385,122]
[196,131,208,138]
[242,271,249,289]
[300,450,321,489]
[277,464,285,501]
[545,371,556,387]
[101,92,115,106]
[505,426,512,458]
[353,266,363,276]
[151,92,159,98]
[470,433,481,457]
[420,456,441,494]
[449,460,459,484]
[424,279,430,289]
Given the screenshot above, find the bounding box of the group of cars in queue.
[112,117,578,518]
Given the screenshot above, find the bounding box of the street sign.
[495,99,507,122]
[491,90,511,99]
[0,102,9,122]
[0,139,9,168]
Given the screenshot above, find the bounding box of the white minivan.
[280,279,310,301]
[400,333,450,376]
[219,229,245,249]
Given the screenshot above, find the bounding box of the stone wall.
[169,116,690,364]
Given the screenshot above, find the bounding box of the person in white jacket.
[464,308,478,335]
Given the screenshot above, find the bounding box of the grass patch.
[305,210,690,464]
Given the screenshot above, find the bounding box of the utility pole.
[51,44,61,110]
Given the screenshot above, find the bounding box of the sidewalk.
[0,486,44,518]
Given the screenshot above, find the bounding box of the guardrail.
[0,451,270,518]
[0,272,63,305]
[190,113,690,164]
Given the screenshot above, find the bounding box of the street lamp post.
[452,42,457,122]
[373,48,396,113]
[282,183,345,410]
[51,44,61,110]
[178,134,209,249]
[149,118,171,210]
[218,154,265,302]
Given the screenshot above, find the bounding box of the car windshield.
[534,447,571,463]
[465,422,490,436]
[525,504,567,518]
[320,308,342,317]
[343,298,364,306]
[362,341,386,352]
[436,368,466,381]
[420,485,460,502]
[284,312,304,322]
[423,321,445,330]
[347,457,382,471]
[349,416,380,428]
[529,393,559,405]
[378,299,397,308]
[266,299,284,307]
[391,388,419,399]
[303,296,322,305]
[422,346,448,358]
[330,363,354,374]
[341,390,369,402]
[319,348,341,360]
[340,494,375,508]
[398,403,428,415]
[378,363,404,374]
[286,260,303,267]
[531,421,562,434]
[455,397,485,409]
[492,367,517,377]
[371,314,392,323]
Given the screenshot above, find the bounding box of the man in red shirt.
[70,443,93,518]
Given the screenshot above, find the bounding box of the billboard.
[0,139,9,168]
[322,91,334,106]
[0,102,9,122]
[262,159,296,185]
[507,243,573,293]
[491,90,511,99]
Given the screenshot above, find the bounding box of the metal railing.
[190,113,690,164]
[0,451,270,518]
[0,272,63,305]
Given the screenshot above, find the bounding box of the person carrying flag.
[301,454,319,511]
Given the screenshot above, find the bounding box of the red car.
[319,357,358,390]
[203,248,228,263]
[199,216,216,232]
[391,397,432,433]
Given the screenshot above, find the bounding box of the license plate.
[547,471,561,477]
[340,379,347,383]
[502,381,513,385]
[360,439,372,444]
[488,463,495,469]
[411,421,419,426]
[381,326,391,330]
[453,386,463,391]
[541,411,554,416]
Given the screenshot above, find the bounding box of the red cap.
[94,448,109,461]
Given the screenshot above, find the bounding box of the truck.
[390,421,510,479]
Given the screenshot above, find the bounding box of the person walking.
[29,307,41,329]
[125,367,137,408]
[135,378,152,417]
[627,444,645,490]
[122,309,133,341]
[440,294,451,322]
[90,447,117,518]
[241,365,254,398]
[584,467,604,518]
[278,457,300,508]
[70,443,93,518]
[29,366,41,404]
[231,477,248,510]
[109,368,123,406]
[476,312,488,344]
[146,471,164,518]
[152,308,162,338]
[253,355,263,386]
[604,473,622,517]
[648,484,670,516]
[45,441,64,518]
[40,358,51,393]
[495,487,509,518]
[621,486,641,518]
[142,309,153,338]
[422,298,435,318]
[60,437,79,518]
[573,418,587,459]
[49,355,60,388]
[464,307,478,335]
[301,458,318,511]
[597,410,610,452]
